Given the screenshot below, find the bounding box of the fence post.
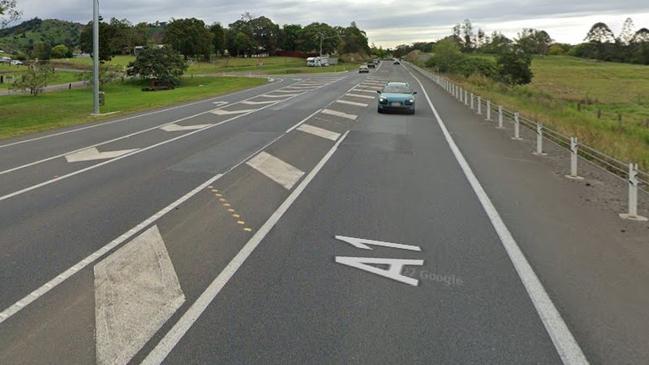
[565,137,583,180]
[486,100,492,121]
[477,96,482,115]
[470,93,474,110]
[497,106,504,129]
[619,163,648,221]
[512,113,522,140]
[533,123,547,155]
[464,90,469,106]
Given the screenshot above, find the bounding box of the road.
[1,61,648,365]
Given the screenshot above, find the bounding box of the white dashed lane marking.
[296,124,341,141]
[321,108,358,121]
[335,99,368,107]
[246,151,305,190]
[346,93,375,99]
[240,100,277,105]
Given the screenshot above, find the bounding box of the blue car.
[377,82,417,114]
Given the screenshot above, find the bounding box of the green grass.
[0,76,266,139]
[53,56,359,75]
[0,69,86,89]
[186,57,358,75]
[423,55,649,170]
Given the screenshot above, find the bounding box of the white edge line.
[141,130,350,365]
[0,101,335,324]
[0,79,284,149]
[405,65,588,365]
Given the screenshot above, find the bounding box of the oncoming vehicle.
[393,59,401,65]
[359,64,369,73]
[377,83,417,114]
[367,62,376,68]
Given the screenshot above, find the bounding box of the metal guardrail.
[405,61,649,222]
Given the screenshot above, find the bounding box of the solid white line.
[0,80,282,149]
[335,99,368,107]
[405,66,588,365]
[0,102,334,323]
[296,124,341,141]
[321,108,358,121]
[246,151,305,190]
[345,93,375,100]
[141,130,350,365]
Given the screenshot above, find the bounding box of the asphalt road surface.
[1,62,648,365]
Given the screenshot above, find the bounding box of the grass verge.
[417,55,649,170]
[0,76,267,139]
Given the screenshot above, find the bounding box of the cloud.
[12,0,649,47]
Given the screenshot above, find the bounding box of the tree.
[0,0,21,28]
[11,62,53,95]
[51,44,72,58]
[516,29,552,55]
[209,23,226,55]
[108,18,136,55]
[248,16,280,54]
[299,22,339,54]
[80,19,115,61]
[233,31,255,56]
[280,24,302,51]
[339,22,370,54]
[127,47,187,87]
[632,28,649,44]
[619,18,635,45]
[31,42,51,60]
[585,22,616,43]
[497,47,533,85]
[481,32,512,54]
[163,18,213,60]
[426,38,463,73]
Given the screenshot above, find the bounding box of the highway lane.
[2,61,647,364]
[151,62,570,364]
[0,72,358,311]
[0,68,394,363]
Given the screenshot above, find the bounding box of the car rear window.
[383,86,410,93]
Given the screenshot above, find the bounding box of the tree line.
[573,18,649,64]
[79,13,370,61]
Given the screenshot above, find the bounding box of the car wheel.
[377,108,383,114]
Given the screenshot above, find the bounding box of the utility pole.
[92,0,100,115]
[318,32,323,57]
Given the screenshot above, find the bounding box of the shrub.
[454,57,497,78]
[51,44,72,59]
[126,47,187,88]
[497,48,533,85]
[10,62,54,96]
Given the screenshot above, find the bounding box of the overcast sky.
[12,0,649,47]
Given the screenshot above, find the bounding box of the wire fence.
[406,61,649,221]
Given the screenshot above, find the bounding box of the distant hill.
[0,18,84,53]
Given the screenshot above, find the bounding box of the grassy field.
[0,68,86,89]
[0,76,266,139]
[52,56,360,75]
[423,55,649,170]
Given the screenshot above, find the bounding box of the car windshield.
[383,86,411,94]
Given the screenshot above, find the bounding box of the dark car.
[377,83,417,114]
[368,63,376,68]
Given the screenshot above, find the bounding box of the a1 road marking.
[334,235,424,286]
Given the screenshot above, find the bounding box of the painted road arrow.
[65,147,137,163]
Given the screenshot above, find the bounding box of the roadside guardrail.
[405,61,649,222]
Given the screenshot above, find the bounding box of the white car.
[11,60,23,66]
